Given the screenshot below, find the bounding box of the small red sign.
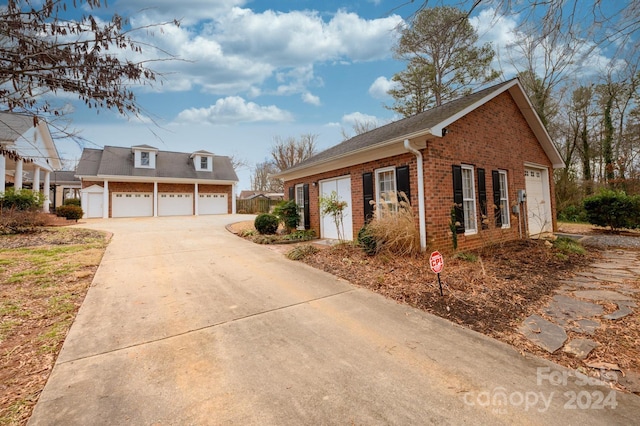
[429,251,444,274]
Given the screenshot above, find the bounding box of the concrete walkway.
[29,216,640,425]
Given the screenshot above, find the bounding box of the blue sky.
[53,0,628,191]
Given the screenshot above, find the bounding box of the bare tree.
[388,6,500,116]
[228,153,249,172]
[251,161,282,192]
[341,118,379,141]
[0,0,177,121]
[270,134,318,171]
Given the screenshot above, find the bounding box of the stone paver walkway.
[520,248,640,393]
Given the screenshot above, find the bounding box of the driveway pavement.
[29,215,640,425]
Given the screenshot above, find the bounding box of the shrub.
[56,205,84,221]
[286,244,319,260]
[553,237,586,256]
[357,225,377,256]
[282,229,315,241]
[254,213,279,235]
[583,190,640,231]
[0,210,48,234]
[365,192,420,256]
[557,204,588,223]
[0,188,44,211]
[273,200,299,233]
[63,198,81,207]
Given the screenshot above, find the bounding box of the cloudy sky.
[53,0,623,191]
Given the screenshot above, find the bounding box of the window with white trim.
[375,167,397,215]
[141,151,150,166]
[461,165,477,234]
[200,156,208,170]
[295,184,305,230]
[498,170,510,228]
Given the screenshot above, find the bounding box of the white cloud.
[175,97,293,124]
[342,112,380,126]
[368,76,398,99]
[302,92,321,105]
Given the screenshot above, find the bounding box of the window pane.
[461,166,476,232]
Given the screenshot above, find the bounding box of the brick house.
[75,145,238,218]
[275,79,564,252]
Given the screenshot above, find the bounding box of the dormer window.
[132,145,158,169]
[191,150,213,172]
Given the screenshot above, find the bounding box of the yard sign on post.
[429,251,444,296]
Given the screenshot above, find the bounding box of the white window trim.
[375,166,397,216]
[461,165,477,235]
[498,170,510,228]
[135,150,155,169]
[295,184,305,230]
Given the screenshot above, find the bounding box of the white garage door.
[319,176,353,241]
[198,193,227,215]
[525,167,552,236]
[112,192,153,218]
[158,193,193,216]
[86,193,103,218]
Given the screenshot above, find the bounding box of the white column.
[231,183,236,214]
[0,155,5,193]
[43,171,51,212]
[102,180,109,218]
[33,166,40,193]
[194,183,199,216]
[14,159,23,189]
[153,181,158,217]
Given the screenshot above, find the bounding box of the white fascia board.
[37,121,62,170]
[275,136,429,181]
[94,175,238,185]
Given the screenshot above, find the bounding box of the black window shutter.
[477,168,488,230]
[395,165,411,205]
[288,186,294,201]
[303,183,310,230]
[452,165,465,234]
[492,170,502,228]
[363,172,374,223]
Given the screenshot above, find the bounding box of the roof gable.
[0,112,61,171]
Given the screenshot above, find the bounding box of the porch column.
[43,171,51,212]
[33,166,41,193]
[102,180,109,219]
[194,183,199,216]
[14,159,23,189]
[153,181,158,217]
[0,154,5,193]
[232,183,237,214]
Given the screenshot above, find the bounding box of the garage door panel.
[112,193,153,218]
[320,177,353,240]
[158,193,193,216]
[198,193,227,215]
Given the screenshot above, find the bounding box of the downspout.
[403,139,427,252]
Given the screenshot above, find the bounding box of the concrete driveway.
[29,215,639,425]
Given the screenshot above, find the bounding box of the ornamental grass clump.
[366,192,420,256]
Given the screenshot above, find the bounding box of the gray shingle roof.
[0,112,35,142]
[76,146,238,182]
[288,79,516,171]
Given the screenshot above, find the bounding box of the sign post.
[429,251,444,296]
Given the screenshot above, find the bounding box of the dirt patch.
[0,228,108,425]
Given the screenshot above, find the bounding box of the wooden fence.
[236,198,281,214]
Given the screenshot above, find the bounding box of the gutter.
[404,139,427,252]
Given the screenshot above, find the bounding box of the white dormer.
[191,150,214,172]
[132,145,158,169]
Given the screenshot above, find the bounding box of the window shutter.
[303,183,310,230]
[395,165,411,205]
[363,172,374,222]
[477,168,488,230]
[452,165,465,234]
[492,170,502,228]
[288,186,294,201]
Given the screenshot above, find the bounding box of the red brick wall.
[284,91,556,253]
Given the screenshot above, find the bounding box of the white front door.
[87,193,103,218]
[319,176,353,240]
[524,167,552,235]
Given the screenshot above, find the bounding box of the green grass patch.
[553,237,586,256]
[453,252,478,262]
